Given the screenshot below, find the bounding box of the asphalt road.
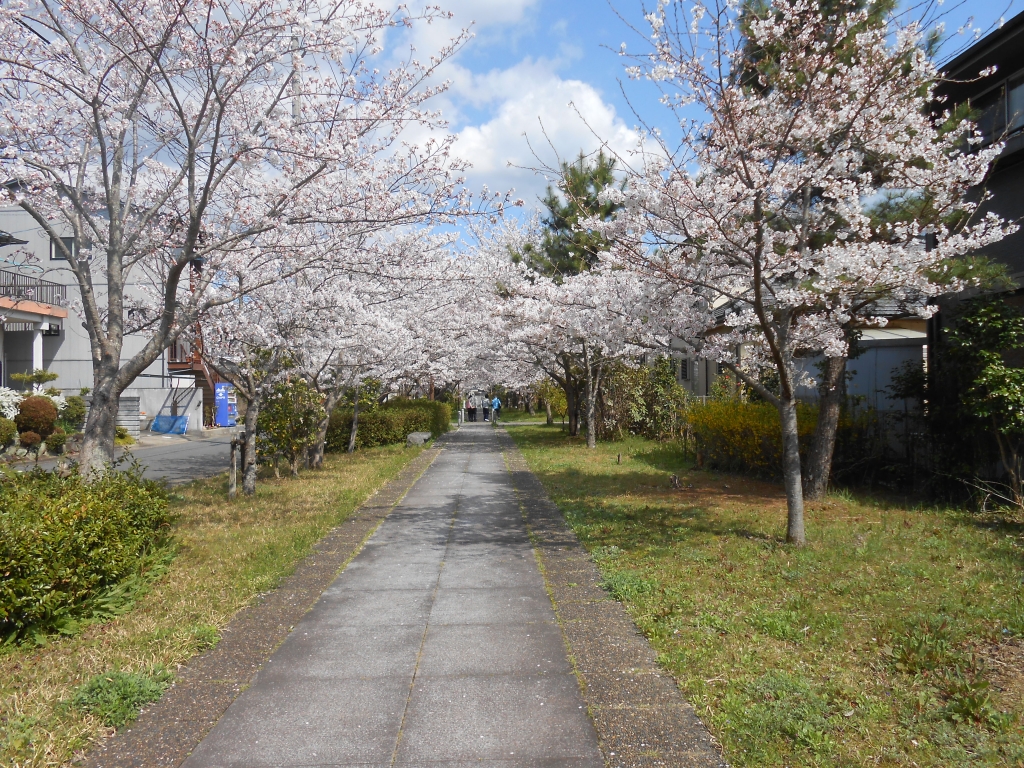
[27,432,234,485]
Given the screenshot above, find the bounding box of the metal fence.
[0,268,67,307]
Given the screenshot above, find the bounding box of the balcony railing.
[0,268,66,307]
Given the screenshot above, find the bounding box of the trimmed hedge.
[0,468,170,640]
[688,398,878,481]
[689,399,817,479]
[325,398,451,452]
[384,398,452,437]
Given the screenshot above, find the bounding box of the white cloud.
[396,0,542,63]
[451,63,640,205]
[380,2,641,207]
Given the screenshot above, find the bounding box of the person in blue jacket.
[491,395,501,425]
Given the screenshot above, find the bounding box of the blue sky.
[396,0,1021,209]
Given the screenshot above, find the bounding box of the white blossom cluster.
[0,387,69,420]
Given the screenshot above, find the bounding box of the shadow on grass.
[631,444,694,473]
[531,465,788,549]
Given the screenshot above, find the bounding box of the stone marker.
[406,431,432,446]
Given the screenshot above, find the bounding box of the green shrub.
[114,426,135,446]
[0,417,15,447]
[60,395,87,432]
[689,399,816,479]
[45,427,67,453]
[325,398,450,452]
[70,668,172,728]
[687,399,879,481]
[0,467,170,640]
[15,395,57,439]
[383,398,451,437]
[256,378,325,471]
[599,358,689,440]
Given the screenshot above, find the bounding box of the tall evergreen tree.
[519,151,623,280]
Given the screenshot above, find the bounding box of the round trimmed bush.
[15,396,58,439]
[45,427,67,453]
[19,431,41,449]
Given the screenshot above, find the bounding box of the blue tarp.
[151,415,190,435]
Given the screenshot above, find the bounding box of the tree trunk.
[582,343,602,449]
[348,384,360,454]
[527,393,536,415]
[290,451,300,478]
[778,397,806,545]
[228,439,238,499]
[545,399,553,425]
[79,383,119,477]
[565,384,579,437]
[242,398,260,495]
[993,427,1024,506]
[310,382,346,469]
[804,355,847,500]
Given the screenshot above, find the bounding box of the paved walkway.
[181,423,604,768]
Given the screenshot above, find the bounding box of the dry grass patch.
[508,423,1024,768]
[0,445,418,767]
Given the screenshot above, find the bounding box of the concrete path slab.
[181,424,604,768]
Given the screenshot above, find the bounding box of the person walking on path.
[482,396,491,422]
[465,397,475,422]
[491,395,501,425]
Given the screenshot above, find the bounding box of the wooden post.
[228,437,238,499]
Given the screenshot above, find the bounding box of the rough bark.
[778,397,806,545]
[79,384,120,477]
[723,349,806,546]
[582,342,603,449]
[242,398,260,495]
[565,384,580,437]
[541,353,582,437]
[545,399,553,425]
[804,355,847,500]
[310,379,347,469]
[228,439,238,499]
[348,384,360,454]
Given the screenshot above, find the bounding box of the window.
[716,362,726,376]
[1009,74,1024,134]
[50,236,74,261]
[678,358,689,381]
[972,85,1006,146]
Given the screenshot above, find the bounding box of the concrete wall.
[133,386,203,434]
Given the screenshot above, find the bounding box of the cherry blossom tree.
[480,219,694,449]
[200,225,486,493]
[0,0,477,475]
[601,0,1010,543]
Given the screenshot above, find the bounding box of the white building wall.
[0,206,171,393]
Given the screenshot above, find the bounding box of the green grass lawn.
[0,445,419,767]
[507,423,1024,768]
[492,407,545,423]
